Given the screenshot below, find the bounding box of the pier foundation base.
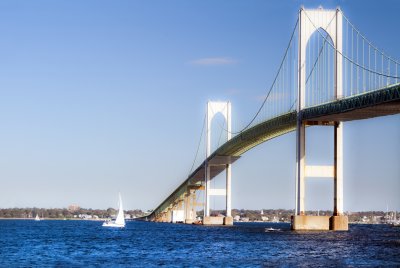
[329,215,348,231]
[291,215,330,230]
[185,219,194,224]
[223,216,233,226]
[291,215,349,231]
[203,216,224,225]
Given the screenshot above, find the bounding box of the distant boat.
[265,228,281,232]
[386,209,400,227]
[391,222,400,227]
[34,214,40,221]
[390,211,400,227]
[102,193,125,228]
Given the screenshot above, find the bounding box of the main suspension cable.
[187,113,206,176]
[208,17,300,136]
[303,9,400,79]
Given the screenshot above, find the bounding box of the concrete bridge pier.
[203,160,233,226]
[162,212,167,222]
[292,122,348,231]
[184,189,196,224]
[166,208,172,223]
[223,163,233,226]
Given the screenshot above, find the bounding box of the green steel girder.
[148,84,400,221]
[302,84,400,121]
[213,112,298,156]
[149,113,298,220]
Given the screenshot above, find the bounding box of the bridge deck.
[149,84,400,219]
[302,84,400,122]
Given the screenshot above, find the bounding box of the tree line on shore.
[0,207,394,223]
[0,208,145,219]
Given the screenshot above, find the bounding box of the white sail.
[115,193,125,226]
[35,214,40,221]
[103,192,125,228]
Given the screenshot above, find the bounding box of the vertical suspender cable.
[375,49,377,88]
[362,39,365,91]
[381,53,384,87]
[356,32,359,94]
[351,28,353,95]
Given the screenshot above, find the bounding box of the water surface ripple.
[0,220,399,267]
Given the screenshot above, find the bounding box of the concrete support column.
[166,210,172,223]
[163,212,167,222]
[184,195,190,219]
[296,122,306,215]
[226,164,232,217]
[205,165,211,217]
[334,123,344,215]
[184,191,195,224]
[177,200,183,210]
[192,191,197,219]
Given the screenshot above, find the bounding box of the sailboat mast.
[119,193,123,211]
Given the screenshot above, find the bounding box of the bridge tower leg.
[330,122,348,230]
[224,162,233,225]
[292,7,348,231]
[203,101,233,225]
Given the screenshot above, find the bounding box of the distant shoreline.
[0,218,392,225]
[0,218,105,221]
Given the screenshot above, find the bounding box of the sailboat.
[390,211,400,227]
[102,193,126,228]
[34,214,40,221]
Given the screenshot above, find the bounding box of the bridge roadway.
[148,83,400,221]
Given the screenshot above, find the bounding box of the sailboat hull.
[102,221,125,228]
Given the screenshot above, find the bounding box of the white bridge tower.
[294,7,348,230]
[204,101,233,225]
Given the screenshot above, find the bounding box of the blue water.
[0,220,399,267]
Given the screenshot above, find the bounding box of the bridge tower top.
[206,101,231,157]
[298,7,343,110]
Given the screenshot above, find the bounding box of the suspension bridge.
[146,7,400,230]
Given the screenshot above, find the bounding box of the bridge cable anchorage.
[187,113,206,177]
[207,17,300,137]
[303,9,400,81]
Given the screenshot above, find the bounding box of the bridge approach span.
[148,84,400,222]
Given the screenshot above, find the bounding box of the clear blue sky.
[0,0,399,212]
